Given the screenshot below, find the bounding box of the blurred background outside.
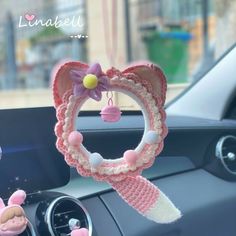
[0,0,235,110]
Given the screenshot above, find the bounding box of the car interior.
[0,45,235,236]
[0,1,236,236]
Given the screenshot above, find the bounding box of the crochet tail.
[110,176,181,223]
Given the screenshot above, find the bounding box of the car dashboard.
[1,107,236,236]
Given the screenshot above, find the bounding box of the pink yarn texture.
[52,61,181,224]
[110,176,159,214]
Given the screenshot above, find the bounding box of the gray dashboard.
[97,169,236,236]
[48,115,236,236]
[8,113,236,236]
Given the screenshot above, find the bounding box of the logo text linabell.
[18,14,84,29]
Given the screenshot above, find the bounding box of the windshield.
[0,0,235,110]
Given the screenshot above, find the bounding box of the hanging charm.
[53,61,181,224]
[100,92,122,122]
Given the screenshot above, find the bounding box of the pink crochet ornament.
[53,61,181,224]
[0,190,28,236]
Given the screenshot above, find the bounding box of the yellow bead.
[83,74,98,89]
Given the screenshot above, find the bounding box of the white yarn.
[144,190,181,224]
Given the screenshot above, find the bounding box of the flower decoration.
[70,63,109,101]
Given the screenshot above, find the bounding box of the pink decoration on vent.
[0,190,28,236]
[71,228,89,236]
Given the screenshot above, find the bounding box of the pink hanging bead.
[100,105,122,122]
[100,94,122,122]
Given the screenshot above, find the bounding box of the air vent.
[45,196,92,236]
[216,135,236,174]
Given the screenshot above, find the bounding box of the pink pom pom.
[124,150,138,165]
[71,228,89,236]
[68,131,83,146]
